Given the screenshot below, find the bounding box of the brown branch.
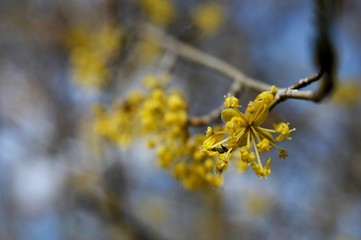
[140,24,271,92]
[270,68,326,109]
[140,24,334,124]
[290,68,324,90]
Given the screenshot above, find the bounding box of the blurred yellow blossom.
[92,91,144,146]
[330,80,361,106]
[138,0,176,26]
[173,135,223,190]
[246,193,272,216]
[66,23,122,88]
[134,38,162,64]
[92,74,222,190]
[193,2,224,35]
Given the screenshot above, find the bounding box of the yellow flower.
[215,159,228,174]
[173,162,186,179]
[172,134,223,190]
[240,146,255,164]
[168,93,187,110]
[224,95,239,108]
[273,122,295,142]
[257,138,271,152]
[200,136,216,155]
[157,146,174,168]
[205,126,214,137]
[252,158,271,179]
[245,85,277,126]
[92,91,144,146]
[201,86,295,178]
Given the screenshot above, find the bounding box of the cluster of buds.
[93,75,222,190]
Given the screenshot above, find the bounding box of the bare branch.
[270,69,326,109]
[141,24,271,92]
[290,68,324,90]
[140,24,334,122]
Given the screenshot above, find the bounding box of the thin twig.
[290,68,324,90]
[270,69,325,109]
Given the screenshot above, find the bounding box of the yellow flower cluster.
[139,76,222,189]
[138,0,176,27]
[66,23,122,88]
[139,75,188,167]
[201,86,295,179]
[93,92,144,146]
[92,75,222,190]
[172,135,223,190]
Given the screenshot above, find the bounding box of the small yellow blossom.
[215,160,228,174]
[201,86,295,178]
[273,122,295,142]
[157,147,174,168]
[67,23,122,88]
[210,175,223,186]
[240,146,255,164]
[172,134,223,190]
[252,158,271,179]
[200,136,217,155]
[205,126,214,138]
[257,138,271,152]
[168,93,187,110]
[224,94,239,108]
[92,91,144,146]
[173,162,186,179]
[204,158,215,170]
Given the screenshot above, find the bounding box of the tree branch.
[140,23,334,125]
[141,24,271,92]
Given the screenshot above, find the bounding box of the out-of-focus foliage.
[331,80,361,106]
[66,23,123,88]
[138,0,176,26]
[92,74,223,190]
[192,2,224,35]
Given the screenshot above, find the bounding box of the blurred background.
[1,0,361,239]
